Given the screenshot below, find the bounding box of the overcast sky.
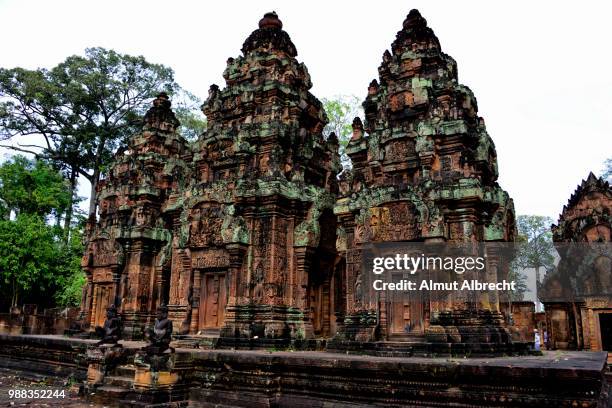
[0,0,610,220]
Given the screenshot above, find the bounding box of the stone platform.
[0,334,610,407]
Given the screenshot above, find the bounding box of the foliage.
[53,225,86,307]
[602,157,612,182]
[322,95,362,169]
[0,193,6,220]
[0,155,72,221]
[0,155,86,310]
[515,215,556,302]
[515,215,555,272]
[507,267,529,301]
[173,90,207,141]
[0,214,57,307]
[0,47,200,217]
[507,234,529,301]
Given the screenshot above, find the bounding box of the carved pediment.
[82,238,124,268]
[366,202,419,242]
[188,205,224,247]
[383,139,416,164]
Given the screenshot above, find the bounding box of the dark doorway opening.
[599,313,612,351]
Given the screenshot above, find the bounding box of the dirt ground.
[0,368,98,408]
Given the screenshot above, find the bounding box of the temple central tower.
[169,12,341,342]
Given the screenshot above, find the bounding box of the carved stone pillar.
[226,243,248,306]
[80,278,94,326]
[189,270,202,334]
[295,246,315,338]
[168,249,190,333]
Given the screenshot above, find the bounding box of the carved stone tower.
[169,12,341,343]
[334,10,516,344]
[82,93,191,338]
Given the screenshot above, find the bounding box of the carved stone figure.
[94,305,122,346]
[144,305,174,354]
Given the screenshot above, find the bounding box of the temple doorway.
[308,209,338,338]
[198,272,227,330]
[388,273,423,336]
[92,284,114,327]
[599,313,612,351]
[309,251,337,337]
[309,272,332,337]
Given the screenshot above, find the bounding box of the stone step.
[115,364,136,377]
[379,340,425,347]
[173,335,218,349]
[97,385,130,394]
[106,375,134,388]
[89,385,130,406]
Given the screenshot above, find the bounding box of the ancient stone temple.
[82,12,340,342]
[541,173,612,351]
[334,10,516,345]
[81,10,518,348]
[78,8,524,354]
[2,10,612,408]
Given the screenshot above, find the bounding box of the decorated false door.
[389,273,423,336]
[92,284,114,327]
[199,272,227,330]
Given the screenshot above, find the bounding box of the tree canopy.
[0,155,72,221]
[322,95,362,169]
[0,213,59,307]
[0,156,85,310]
[601,157,612,182]
[514,215,556,305]
[0,47,203,220]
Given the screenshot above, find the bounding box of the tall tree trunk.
[63,165,78,243]
[535,265,541,312]
[88,135,107,220]
[11,278,18,308]
[88,169,99,219]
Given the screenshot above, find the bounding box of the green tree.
[0,155,86,309]
[0,191,7,220]
[52,224,86,307]
[322,95,362,168]
[507,234,530,301]
[0,155,72,223]
[0,214,57,307]
[515,215,556,304]
[173,90,207,141]
[0,47,201,225]
[601,157,612,182]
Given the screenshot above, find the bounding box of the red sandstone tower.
[334,9,517,347]
[81,93,191,338]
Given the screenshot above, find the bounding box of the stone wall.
[0,306,80,336]
[0,335,609,407]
